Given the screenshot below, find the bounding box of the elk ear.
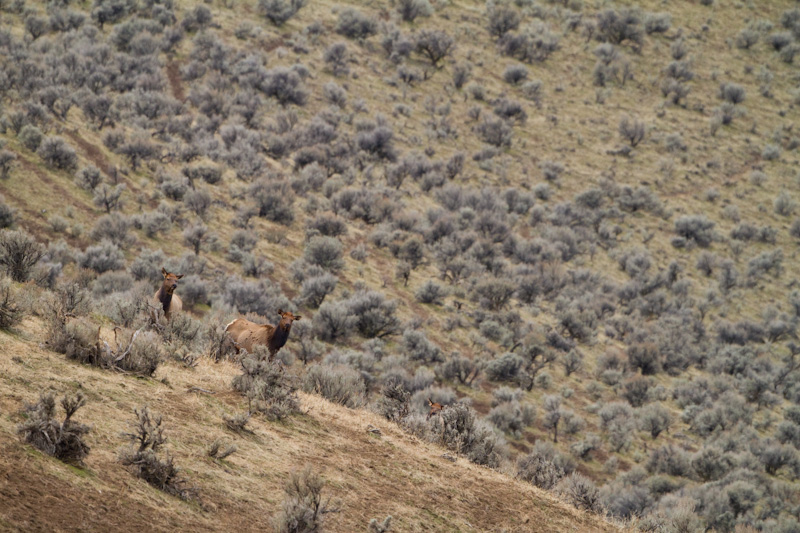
[176,274,184,279]
[161,267,168,277]
[294,315,302,320]
[277,308,283,315]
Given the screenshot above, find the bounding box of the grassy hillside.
[0,318,616,532]
[1,0,800,530]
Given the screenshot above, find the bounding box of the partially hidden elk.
[427,398,444,420]
[152,267,184,322]
[225,310,302,361]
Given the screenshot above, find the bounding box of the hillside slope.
[1,0,800,529]
[0,318,617,532]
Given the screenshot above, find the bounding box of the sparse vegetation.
[1,0,799,529]
[17,392,91,464]
[119,407,195,500]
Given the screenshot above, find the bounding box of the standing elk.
[225,309,302,361]
[152,267,183,321]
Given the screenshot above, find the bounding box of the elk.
[152,267,183,321]
[427,398,444,420]
[225,310,302,361]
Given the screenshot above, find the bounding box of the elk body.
[225,310,302,360]
[427,398,444,420]
[152,267,183,321]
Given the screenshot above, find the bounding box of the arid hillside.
[0,319,618,532]
[1,0,800,530]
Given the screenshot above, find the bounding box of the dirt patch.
[166,61,185,102]
[264,38,285,53]
[0,444,208,533]
[63,131,115,180]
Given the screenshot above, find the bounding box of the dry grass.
[0,318,621,532]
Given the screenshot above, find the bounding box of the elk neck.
[157,285,173,313]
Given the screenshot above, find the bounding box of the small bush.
[485,352,524,382]
[356,127,397,162]
[414,29,455,67]
[396,0,432,22]
[646,445,692,477]
[427,403,505,467]
[323,81,348,107]
[674,215,715,248]
[556,474,602,513]
[19,125,43,151]
[517,448,566,489]
[78,240,124,273]
[92,270,134,296]
[249,178,295,224]
[90,213,132,247]
[304,236,344,272]
[93,184,125,213]
[644,12,671,34]
[719,82,746,104]
[76,166,103,191]
[415,280,448,305]
[488,6,520,39]
[119,407,195,500]
[302,364,366,408]
[223,412,251,433]
[37,136,78,172]
[323,44,350,78]
[619,115,645,147]
[637,404,672,439]
[0,150,17,180]
[336,8,377,39]
[299,273,338,308]
[0,230,43,282]
[207,439,236,460]
[600,484,652,519]
[17,392,90,464]
[375,379,410,421]
[233,353,300,420]
[735,27,759,49]
[261,67,308,107]
[0,277,22,329]
[487,401,535,436]
[257,0,306,25]
[452,63,472,89]
[774,191,796,216]
[274,467,339,533]
[503,64,529,85]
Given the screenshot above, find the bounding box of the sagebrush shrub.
[428,403,505,467]
[396,0,431,22]
[18,392,91,464]
[233,351,300,420]
[414,29,454,67]
[37,136,78,171]
[119,407,195,500]
[336,8,377,39]
[556,474,602,512]
[517,447,566,489]
[375,379,410,421]
[274,467,339,533]
[0,151,17,181]
[302,364,366,408]
[0,230,43,282]
[0,276,22,329]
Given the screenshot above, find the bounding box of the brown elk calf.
[225,310,302,361]
[427,398,444,420]
[153,267,183,321]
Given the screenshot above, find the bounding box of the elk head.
[161,267,184,294]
